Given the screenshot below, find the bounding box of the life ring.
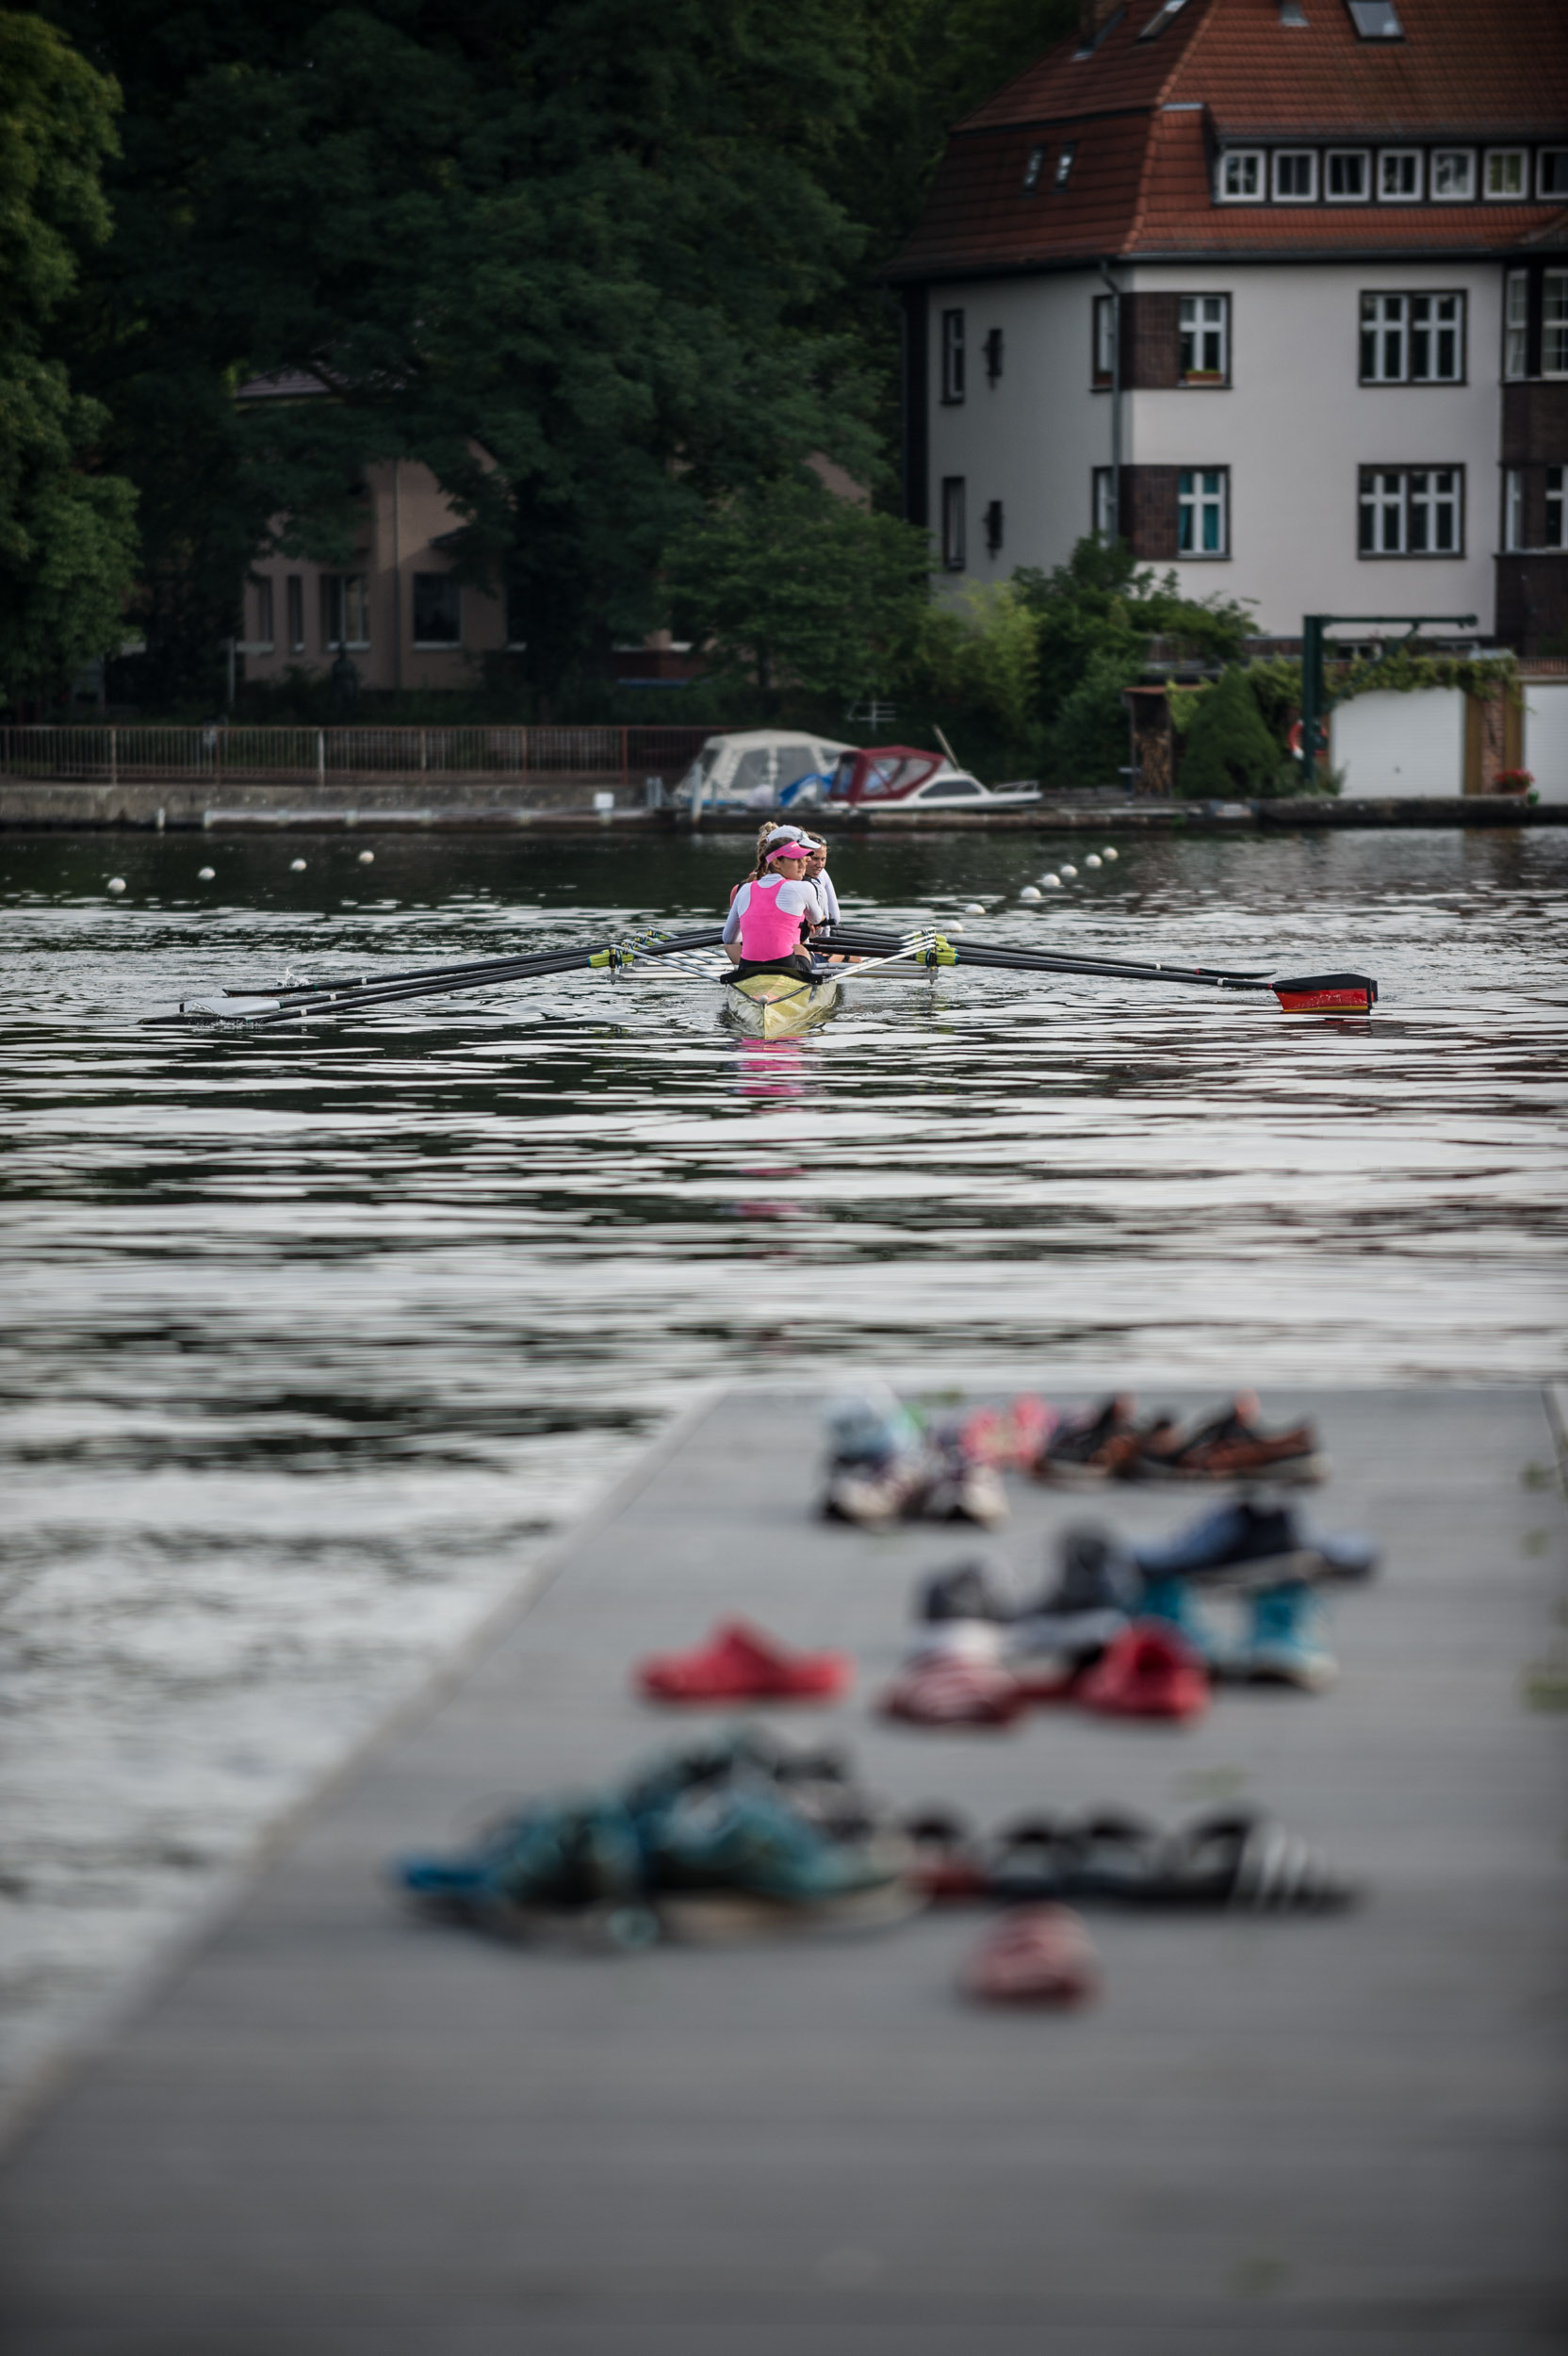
[1287,718,1329,757]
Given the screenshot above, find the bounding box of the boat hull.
[724,972,842,1038]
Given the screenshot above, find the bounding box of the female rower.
[723,839,823,979]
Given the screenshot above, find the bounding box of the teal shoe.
[1137,1575,1233,1670]
[1241,1583,1338,1692]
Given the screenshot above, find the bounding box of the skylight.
[1137,0,1191,40]
[1073,5,1125,57]
[1347,0,1403,36]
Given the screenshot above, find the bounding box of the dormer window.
[1326,151,1369,201]
[1378,150,1421,201]
[1218,150,1264,201]
[1346,0,1401,34]
[1541,150,1568,198]
[1272,150,1318,202]
[1430,151,1476,202]
[1022,145,1045,194]
[1054,144,1077,189]
[1484,150,1527,200]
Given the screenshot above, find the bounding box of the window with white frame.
[1092,467,1117,538]
[1504,468,1525,552]
[1358,466,1462,556]
[1092,291,1118,383]
[1272,150,1317,202]
[1504,271,1529,379]
[1177,468,1229,556]
[941,476,967,571]
[1429,151,1475,202]
[321,574,369,649]
[1484,150,1527,201]
[1547,466,1565,548]
[1377,150,1421,201]
[1541,151,1568,199]
[1326,151,1370,202]
[412,573,462,646]
[1545,270,1568,376]
[1218,150,1263,202]
[1359,292,1463,384]
[1178,294,1229,381]
[941,309,966,403]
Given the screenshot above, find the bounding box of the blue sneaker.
[1135,1498,1377,1593]
[1237,1583,1338,1691]
[1136,1574,1233,1669]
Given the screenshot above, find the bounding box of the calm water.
[2,823,1566,2099]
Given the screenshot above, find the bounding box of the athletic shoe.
[919,1560,1017,1624]
[956,1394,1056,1469]
[1134,1497,1377,1593]
[1031,1394,1142,1482]
[824,1448,1007,1529]
[636,1620,854,1705]
[960,1905,1101,2006]
[824,1383,923,1467]
[1135,1575,1233,1669]
[1230,1582,1339,1691]
[903,1808,990,1901]
[1005,1524,1139,1663]
[1138,1392,1324,1482]
[1075,1620,1210,1722]
[649,1782,906,1904]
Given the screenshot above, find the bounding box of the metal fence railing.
[0,724,726,786]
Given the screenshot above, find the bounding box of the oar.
[213,926,725,1009]
[164,927,727,1028]
[812,929,1376,1010]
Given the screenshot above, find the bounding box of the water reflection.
[1,824,1565,2099]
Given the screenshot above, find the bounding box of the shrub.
[1174,664,1290,800]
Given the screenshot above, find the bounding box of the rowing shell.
[723,970,843,1038]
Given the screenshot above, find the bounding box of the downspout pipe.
[1098,260,1122,544]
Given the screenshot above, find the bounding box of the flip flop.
[1150,1809,1358,1911]
[636,1619,854,1704]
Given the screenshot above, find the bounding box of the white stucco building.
[890,0,1568,650]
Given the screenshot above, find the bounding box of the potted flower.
[1491,767,1534,796]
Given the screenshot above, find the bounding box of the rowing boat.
[155,920,1377,1031]
[724,970,843,1039]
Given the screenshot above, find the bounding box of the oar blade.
[1272,973,1379,1014]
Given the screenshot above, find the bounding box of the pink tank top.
[737,875,806,961]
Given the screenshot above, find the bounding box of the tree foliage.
[1011,536,1253,785]
[0,9,136,702]
[40,0,906,697]
[663,471,929,706]
[1170,664,1288,799]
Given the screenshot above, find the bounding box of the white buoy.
[1085,854,1102,869]
[106,876,126,894]
[1041,873,1062,889]
[197,866,215,881]
[1020,884,1041,901]
[289,858,307,873]
[1102,845,1119,860]
[963,901,986,915]
[1059,864,1078,879]
[357,849,375,865]
[946,922,965,934]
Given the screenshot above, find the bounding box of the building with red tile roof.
[892,0,1568,649]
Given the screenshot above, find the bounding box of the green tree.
[1174,664,1288,799]
[0,11,136,705]
[1013,537,1253,786]
[901,579,1039,756]
[664,470,929,707]
[40,0,890,698]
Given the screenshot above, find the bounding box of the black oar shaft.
[220,928,727,1029]
[230,927,725,1007]
[816,928,1274,992]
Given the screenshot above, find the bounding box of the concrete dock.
[1,1385,1564,2354]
